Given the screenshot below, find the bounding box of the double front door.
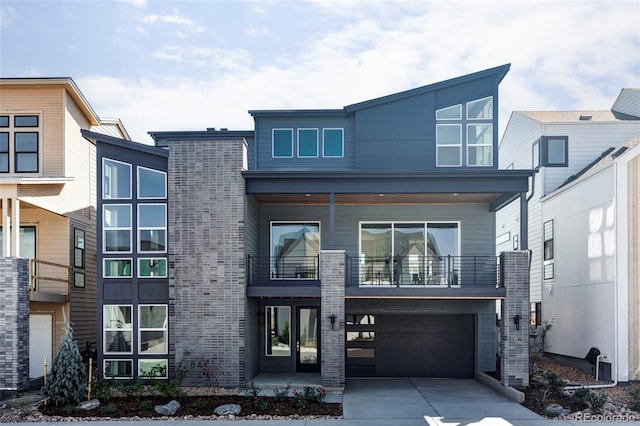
[297,307,319,372]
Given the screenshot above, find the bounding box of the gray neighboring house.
[89,64,534,390]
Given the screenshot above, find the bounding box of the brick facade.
[0,258,30,398]
[500,250,530,387]
[168,139,247,387]
[320,250,345,389]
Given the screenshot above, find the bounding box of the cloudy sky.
[1,0,638,144]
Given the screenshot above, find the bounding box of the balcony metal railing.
[346,255,500,288]
[30,258,71,302]
[247,255,320,285]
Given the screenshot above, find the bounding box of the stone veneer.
[168,139,246,387]
[0,258,30,399]
[500,251,530,387]
[320,250,345,389]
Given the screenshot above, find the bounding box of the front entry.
[296,307,320,372]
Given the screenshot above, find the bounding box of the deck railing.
[247,255,320,285]
[29,258,71,302]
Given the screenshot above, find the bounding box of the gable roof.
[82,129,168,158]
[516,110,638,123]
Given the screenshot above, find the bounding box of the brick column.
[0,258,30,398]
[500,251,530,387]
[168,139,246,387]
[320,250,345,390]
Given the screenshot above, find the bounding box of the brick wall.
[168,139,246,387]
[0,258,30,398]
[320,250,345,389]
[500,251,530,387]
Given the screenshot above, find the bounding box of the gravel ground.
[531,355,640,421]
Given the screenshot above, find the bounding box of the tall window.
[543,219,554,280]
[103,158,132,199]
[266,306,291,356]
[0,114,40,173]
[138,204,166,253]
[298,129,318,157]
[74,228,85,288]
[103,305,133,354]
[323,128,344,157]
[139,305,167,354]
[436,97,493,167]
[271,222,320,279]
[103,204,132,252]
[272,129,293,158]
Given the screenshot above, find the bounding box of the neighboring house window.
[74,228,85,288]
[139,359,168,379]
[272,129,293,158]
[138,204,167,253]
[436,97,493,167]
[139,304,168,354]
[298,128,318,157]
[533,136,568,168]
[104,359,133,379]
[138,166,167,199]
[103,158,132,199]
[103,305,133,354]
[543,219,554,280]
[530,302,541,328]
[0,113,40,174]
[270,222,320,279]
[0,225,36,257]
[323,128,344,157]
[265,306,291,356]
[103,204,132,253]
[104,258,132,278]
[359,222,459,286]
[138,258,167,278]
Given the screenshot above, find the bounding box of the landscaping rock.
[154,400,180,415]
[214,403,241,416]
[77,399,100,411]
[546,403,570,416]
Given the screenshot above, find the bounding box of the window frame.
[0,113,41,174]
[0,131,8,173]
[103,258,133,278]
[270,221,321,280]
[102,158,132,200]
[138,257,168,278]
[265,306,291,357]
[137,166,167,199]
[137,203,167,254]
[138,359,168,379]
[543,219,554,280]
[435,123,462,167]
[103,359,134,379]
[74,228,85,268]
[466,123,493,167]
[103,204,132,253]
[322,128,344,158]
[103,305,133,355]
[272,128,294,158]
[14,131,39,173]
[533,137,568,168]
[297,128,319,158]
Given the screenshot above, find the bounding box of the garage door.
[346,314,475,378]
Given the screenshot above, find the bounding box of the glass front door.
[297,307,319,372]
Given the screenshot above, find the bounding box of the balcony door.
[296,307,319,372]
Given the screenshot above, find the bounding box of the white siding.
[541,166,616,360]
[498,113,541,169]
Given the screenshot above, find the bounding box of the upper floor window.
[271,222,320,279]
[103,204,132,253]
[138,166,167,199]
[103,158,132,199]
[273,129,293,158]
[323,128,344,157]
[0,113,40,173]
[297,129,318,157]
[532,136,568,169]
[138,204,167,253]
[436,97,493,167]
[104,305,133,354]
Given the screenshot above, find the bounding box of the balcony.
[29,258,71,303]
[346,255,501,288]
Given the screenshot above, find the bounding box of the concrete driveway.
[340,378,545,425]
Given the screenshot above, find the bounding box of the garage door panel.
[348,314,474,378]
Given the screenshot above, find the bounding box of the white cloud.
[78,0,639,144]
[0,5,15,27]
[117,0,148,8]
[140,12,204,33]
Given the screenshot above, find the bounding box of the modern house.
[90,64,535,389]
[497,88,640,382]
[0,78,129,398]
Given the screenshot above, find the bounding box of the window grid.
[0,113,41,174]
[137,204,167,253]
[103,305,133,355]
[138,304,168,355]
[103,204,132,253]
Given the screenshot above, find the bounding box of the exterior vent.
[579,115,592,121]
[611,146,628,159]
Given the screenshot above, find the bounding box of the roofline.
[1,77,101,125]
[148,129,253,139]
[81,129,168,158]
[98,117,131,140]
[248,109,348,117]
[344,64,511,112]
[243,168,535,180]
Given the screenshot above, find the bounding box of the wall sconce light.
[513,314,521,331]
[257,311,264,326]
[328,314,337,330]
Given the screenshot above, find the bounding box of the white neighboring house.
[497,88,640,382]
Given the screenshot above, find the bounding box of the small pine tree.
[43,325,87,406]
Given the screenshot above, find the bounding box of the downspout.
[565,161,619,391]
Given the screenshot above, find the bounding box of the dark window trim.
[14,131,39,173]
[533,136,568,169]
[74,227,85,269]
